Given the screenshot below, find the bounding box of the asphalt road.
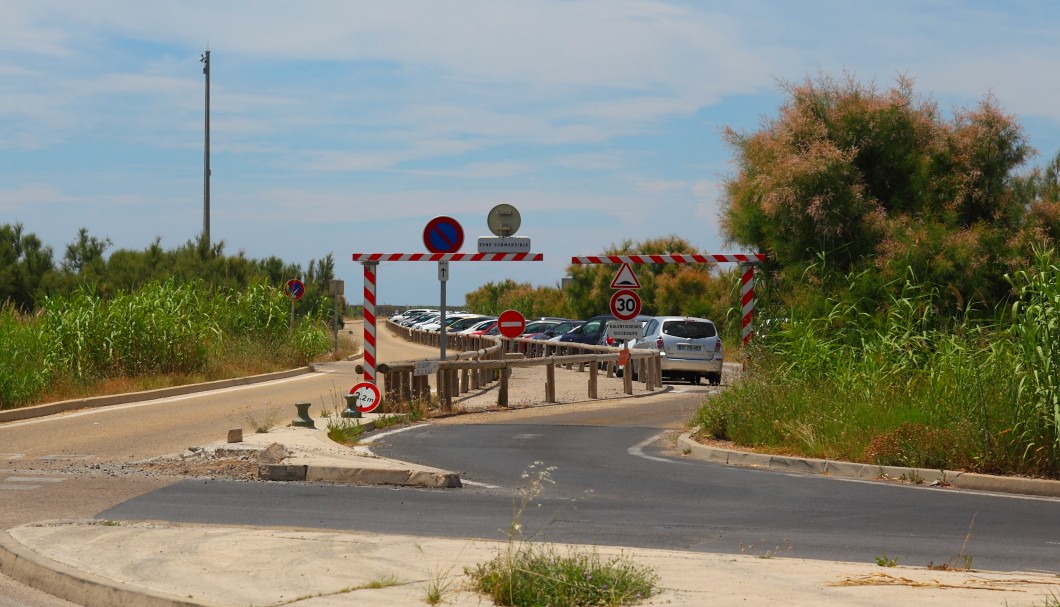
[99,395,1060,574]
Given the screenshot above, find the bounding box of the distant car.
[554,315,646,346]
[627,316,723,385]
[457,318,498,335]
[446,315,494,332]
[537,319,584,340]
[517,319,576,338]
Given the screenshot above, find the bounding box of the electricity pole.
[200,49,211,246]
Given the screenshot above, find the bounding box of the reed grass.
[0,280,331,409]
[693,250,1060,478]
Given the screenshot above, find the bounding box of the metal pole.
[440,278,447,361]
[200,50,211,245]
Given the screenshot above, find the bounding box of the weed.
[244,407,282,433]
[899,470,925,485]
[373,413,408,430]
[465,462,659,606]
[326,416,366,446]
[874,553,897,567]
[928,512,977,571]
[739,539,793,560]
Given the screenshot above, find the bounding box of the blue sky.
[3,1,1060,305]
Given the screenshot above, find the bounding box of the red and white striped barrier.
[571,253,764,345]
[353,253,543,262]
[571,253,765,265]
[361,262,378,384]
[352,252,544,384]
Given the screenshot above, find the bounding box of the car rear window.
[662,320,716,339]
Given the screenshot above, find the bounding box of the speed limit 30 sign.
[609,289,642,320]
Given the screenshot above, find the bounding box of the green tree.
[0,223,56,311]
[721,73,1034,314]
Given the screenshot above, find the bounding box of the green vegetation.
[693,249,1060,478]
[0,280,332,409]
[466,463,659,607]
[468,544,659,607]
[0,225,351,410]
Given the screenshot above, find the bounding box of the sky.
[3,1,1060,306]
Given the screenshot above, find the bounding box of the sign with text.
[415,360,440,376]
[477,236,532,254]
[606,320,642,341]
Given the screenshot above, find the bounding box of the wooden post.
[545,362,556,403]
[588,360,598,399]
[498,365,509,407]
[623,362,633,395]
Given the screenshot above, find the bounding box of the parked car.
[520,319,574,339]
[535,319,583,340]
[554,314,648,346]
[627,316,723,385]
[418,312,481,332]
[458,318,498,335]
[447,315,494,332]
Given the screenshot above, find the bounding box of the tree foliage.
[0,225,338,318]
[721,73,1038,315]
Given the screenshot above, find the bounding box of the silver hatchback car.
[627,316,723,385]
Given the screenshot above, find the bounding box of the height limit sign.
[609,289,641,320]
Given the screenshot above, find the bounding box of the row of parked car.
[388,309,723,385]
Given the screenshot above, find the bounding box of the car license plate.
[676,343,701,351]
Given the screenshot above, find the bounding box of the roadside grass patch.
[465,462,659,607]
[467,543,659,607]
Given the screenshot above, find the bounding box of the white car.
[627,316,723,385]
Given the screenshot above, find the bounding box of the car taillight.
[656,337,664,349]
[715,340,723,354]
[605,336,615,346]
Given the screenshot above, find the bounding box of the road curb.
[677,433,1060,498]
[0,367,314,424]
[0,523,211,607]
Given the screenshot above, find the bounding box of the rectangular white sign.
[414,360,440,376]
[477,236,532,253]
[606,321,642,341]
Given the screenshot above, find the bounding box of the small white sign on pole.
[415,360,440,376]
[606,320,642,341]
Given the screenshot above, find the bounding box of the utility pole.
[200,49,211,246]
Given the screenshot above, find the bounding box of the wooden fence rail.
[357,321,662,411]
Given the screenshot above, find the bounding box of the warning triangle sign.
[610,263,641,289]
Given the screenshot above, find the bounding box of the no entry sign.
[497,309,527,338]
[423,216,464,254]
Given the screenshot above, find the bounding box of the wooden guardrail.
[359,320,662,411]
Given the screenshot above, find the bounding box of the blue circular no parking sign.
[423,216,464,254]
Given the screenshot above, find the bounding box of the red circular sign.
[423,216,464,254]
[349,382,382,413]
[284,279,305,301]
[609,289,642,320]
[496,309,526,338]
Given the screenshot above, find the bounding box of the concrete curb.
[0,367,314,424]
[677,433,1060,498]
[0,523,213,607]
[0,349,365,425]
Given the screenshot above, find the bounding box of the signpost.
[352,205,542,385]
[284,278,305,300]
[284,278,305,331]
[423,216,464,361]
[423,216,464,254]
[496,309,527,338]
[343,381,381,418]
[609,289,642,321]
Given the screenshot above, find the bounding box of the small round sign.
[348,381,381,413]
[423,216,464,254]
[496,309,527,338]
[284,278,305,301]
[609,289,642,321]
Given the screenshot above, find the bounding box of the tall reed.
[694,252,1060,478]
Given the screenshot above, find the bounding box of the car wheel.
[691,374,701,385]
[708,373,721,386]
